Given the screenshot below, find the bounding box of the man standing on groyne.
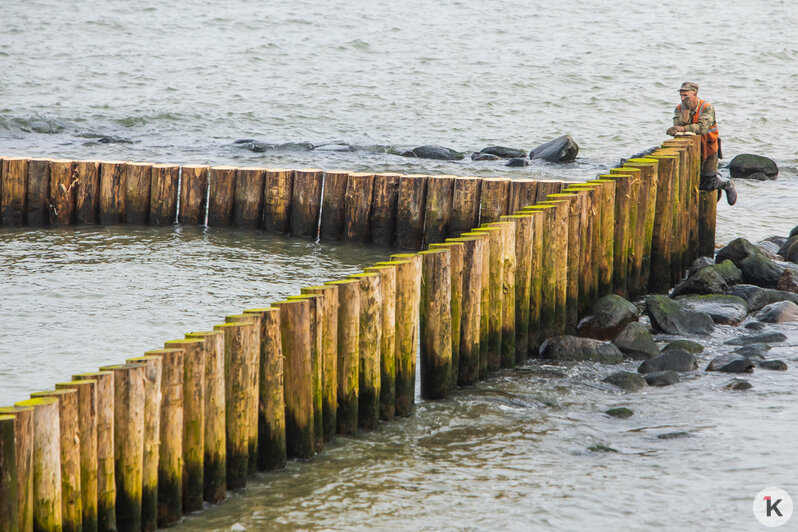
[667,81,737,205]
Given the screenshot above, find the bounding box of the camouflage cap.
[678,81,699,92]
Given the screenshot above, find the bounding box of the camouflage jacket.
[672,100,716,135]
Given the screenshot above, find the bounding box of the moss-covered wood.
[325,279,360,432]
[562,186,596,316]
[646,153,677,294]
[457,232,490,380]
[419,249,453,399]
[698,190,717,257]
[290,169,324,239]
[0,415,19,532]
[658,145,689,284]
[75,161,100,225]
[0,405,33,532]
[596,173,632,298]
[396,175,428,249]
[319,171,349,240]
[423,175,455,247]
[448,177,481,237]
[428,241,463,391]
[344,172,374,242]
[363,266,397,420]
[486,221,517,367]
[347,273,382,429]
[545,193,584,333]
[388,252,422,414]
[178,165,209,225]
[2,157,30,225]
[233,167,265,228]
[522,204,558,340]
[501,214,533,364]
[470,226,503,372]
[262,169,294,233]
[623,159,659,295]
[444,237,483,384]
[369,173,400,247]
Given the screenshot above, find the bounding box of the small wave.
[2,113,68,134]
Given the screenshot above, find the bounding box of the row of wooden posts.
[0,136,717,531]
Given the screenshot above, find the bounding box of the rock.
[645,295,715,335]
[620,146,658,165]
[313,143,351,152]
[733,344,770,359]
[505,158,529,167]
[728,153,778,180]
[744,321,766,331]
[657,431,690,439]
[727,284,798,312]
[671,260,742,296]
[638,349,698,374]
[792,225,798,238]
[739,253,784,288]
[776,267,798,293]
[612,322,659,360]
[706,354,754,373]
[644,370,681,386]
[674,294,748,325]
[95,135,133,144]
[744,172,773,181]
[588,444,618,453]
[778,236,798,263]
[715,238,763,267]
[528,134,579,163]
[478,146,527,159]
[539,336,624,364]
[663,340,703,354]
[603,371,647,391]
[577,294,640,340]
[724,332,787,345]
[756,238,783,256]
[755,300,798,323]
[688,256,716,277]
[758,359,788,371]
[606,407,634,418]
[471,152,503,161]
[726,378,752,391]
[402,145,464,160]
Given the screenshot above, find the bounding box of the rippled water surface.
[2,0,798,530]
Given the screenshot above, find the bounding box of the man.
[667,81,737,205]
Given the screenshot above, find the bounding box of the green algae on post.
[325,279,361,433]
[419,248,453,399]
[347,273,382,430]
[389,253,422,414]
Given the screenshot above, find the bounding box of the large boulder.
[728,154,778,180]
[528,135,579,163]
[739,253,784,288]
[603,371,647,392]
[402,145,464,160]
[645,295,715,335]
[663,340,704,354]
[706,355,754,373]
[715,238,762,267]
[644,370,681,386]
[671,260,742,296]
[477,146,527,159]
[638,349,698,374]
[755,301,798,323]
[724,332,788,346]
[539,335,624,364]
[727,284,798,312]
[576,294,640,340]
[674,294,748,325]
[612,322,659,360]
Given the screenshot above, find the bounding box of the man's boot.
[718,176,737,205]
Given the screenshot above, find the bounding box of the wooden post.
[470,225,503,372]
[284,295,324,452]
[646,152,677,293]
[124,162,152,225]
[347,273,382,430]
[290,169,324,239]
[448,177,481,238]
[75,161,100,225]
[523,204,559,341]
[595,173,630,298]
[699,191,717,257]
[419,248,452,399]
[486,221,516,367]
[522,210,544,356]
[610,167,642,296]
[141,348,184,526]
[319,171,349,241]
[48,160,77,226]
[178,165,209,225]
[262,169,294,234]
[324,279,360,433]
[299,285,339,440]
[501,214,533,364]
[344,172,374,242]
[545,193,584,333]
[182,332,225,503]
[241,308,287,470]
[428,241,462,391]
[28,389,81,532]
[396,174,428,249]
[272,299,314,459]
[1,157,29,225]
[534,180,565,202]
[14,397,61,532]
[389,253,422,414]
[72,371,115,532]
[123,356,162,532]
[659,144,689,284]
[423,175,455,247]
[365,265,397,419]
[0,415,19,532]
[208,166,236,227]
[509,179,539,214]
[27,158,50,226]
[99,363,145,532]
[479,178,510,224]
[564,186,597,315]
[0,405,33,532]
[457,232,490,379]
[98,161,126,225]
[234,167,265,228]
[149,164,179,226]
[622,159,659,294]
[370,173,400,247]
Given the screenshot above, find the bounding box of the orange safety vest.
[676,99,719,161]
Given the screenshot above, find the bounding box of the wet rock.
[663,340,704,354]
[688,256,716,277]
[727,284,798,312]
[645,295,715,336]
[776,267,798,293]
[757,359,788,370]
[724,332,788,346]
[715,238,763,266]
[644,370,680,386]
[96,135,133,144]
[744,321,766,331]
[612,322,659,360]
[674,294,748,325]
[757,238,784,257]
[528,134,579,163]
[588,444,618,453]
[603,371,647,392]
[706,354,754,373]
[728,153,778,180]
[606,407,634,418]
[638,349,698,374]
[577,294,640,340]
[739,253,784,288]
[726,378,752,391]
[539,335,624,364]
[657,431,690,440]
[746,172,772,181]
[792,225,798,238]
[478,146,527,159]
[506,158,529,167]
[402,145,465,160]
[471,152,503,161]
[671,260,742,296]
[620,146,658,165]
[755,300,798,323]
[733,344,770,359]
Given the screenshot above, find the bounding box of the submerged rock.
[726,378,753,391]
[724,332,788,346]
[588,444,619,453]
[755,300,798,323]
[674,294,748,325]
[728,153,778,180]
[645,295,715,335]
[471,152,503,161]
[727,284,798,312]
[757,360,788,371]
[506,158,529,167]
[606,407,634,418]
[663,340,704,354]
[706,354,754,373]
[733,344,770,359]
[638,349,698,374]
[657,431,691,440]
[539,336,624,364]
[478,146,527,159]
[744,321,766,331]
[671,260,742,296]
[603,371,647,392]
[402,145,465,160]
[644,370,681,386]
[612,322,659,360]
[528,134,579,163]
[577,294,640,340]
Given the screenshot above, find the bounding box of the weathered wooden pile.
[0,136,716,532]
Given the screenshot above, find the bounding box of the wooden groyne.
[0,136,714,531]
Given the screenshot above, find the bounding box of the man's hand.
[667,126,680,136]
